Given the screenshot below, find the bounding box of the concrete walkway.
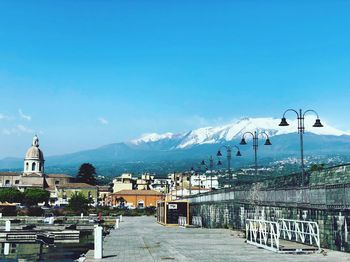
[85,216,350,262]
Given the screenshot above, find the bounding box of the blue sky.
[0,1,350,158]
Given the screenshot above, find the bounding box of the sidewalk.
[84,216,350,262]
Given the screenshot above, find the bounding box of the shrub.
[27,207,44,216]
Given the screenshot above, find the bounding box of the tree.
[68,192,90,213]
[76,163,97,185]
[23,188,50,206]
[0,188,23,203]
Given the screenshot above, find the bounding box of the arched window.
[32,162,36,171]
[138,200,145,209]
[26,162,29,171]
[39,163,42,171]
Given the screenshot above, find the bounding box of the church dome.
[24,135,44,161]
[25,146,44,160]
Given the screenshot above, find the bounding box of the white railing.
[192,216,202,228]
[178,216,187,227]
[279,219,320,250]
[246,219,280,252]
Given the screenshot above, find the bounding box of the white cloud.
[0,113,9,120]
[18,109,31,121]
[99,117,109,125]
[2,125,34,135]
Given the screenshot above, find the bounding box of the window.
[5,180,10,185]
[32,162,36,171]
[55,180,60,185]
[26,162,29,171]
[39,163,42,171]
[15,180,19,185]
[138,200,145,209]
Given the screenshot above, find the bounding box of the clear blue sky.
[0,1,350,158]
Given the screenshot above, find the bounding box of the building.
[136,173,154,190]
[112,173,134,193]
[54,183,98,206]
[150,178,171,193]
[0,136,73,191]
[110,190,164,209]
[97,185,112,206]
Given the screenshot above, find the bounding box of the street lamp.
[279,108,323,185]
[201,156,214,190]
[216,145,242,186]
[240,131,271,175]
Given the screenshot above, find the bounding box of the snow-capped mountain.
[2,117,350,172]
[131,117,349,149]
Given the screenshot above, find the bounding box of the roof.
[97,186,111,191]
[0,172,21,176]
[111,190,164,196]
[57,183,97,189]
[0,202,17,206]
[46,174,72,178]
[25,146,44,160]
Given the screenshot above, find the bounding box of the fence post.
[115,218,119,229]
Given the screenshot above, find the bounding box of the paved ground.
[85,216,350,262]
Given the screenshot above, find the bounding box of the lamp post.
[279,108,323,185]
[216,145,242,186]
[240,131,272,175]
[201,156,214,190]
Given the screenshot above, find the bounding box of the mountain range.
[1,117,350,175]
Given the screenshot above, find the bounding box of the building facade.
[110,190,164,209]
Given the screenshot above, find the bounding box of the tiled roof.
[57,183,97,189]
[46,174,72,178]
[111,190,164,196]
[0,172,21,176]
[97,186,111,191]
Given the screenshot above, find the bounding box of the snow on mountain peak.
[131,117,349,148]
[131,132,175,144]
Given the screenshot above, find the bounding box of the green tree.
[23,188,50,206]
[0,188,23,203]
[76,163,97,185]
[68,192,90,213]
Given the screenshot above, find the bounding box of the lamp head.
[217,160,222,166]
[201,160,205,166]
[240,138,247,145]
[236,150,242,157]
[264,138,272,146]
[279,117,289,126]
[313,118,323,128]
[216,150,222,157]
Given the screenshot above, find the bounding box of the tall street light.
[240,131,272,175]
[279,108,323,185]
[217,145,242,185]
[201,156,214,190]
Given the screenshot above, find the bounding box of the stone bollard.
[4,220,11,255]
[81,213,84,218]
[0,213,2,218]
[5,220,11,232]
[115,218,119,229]
[94,225,103,259]
[120,214,123,222]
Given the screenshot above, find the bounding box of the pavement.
[84,216,350,262]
